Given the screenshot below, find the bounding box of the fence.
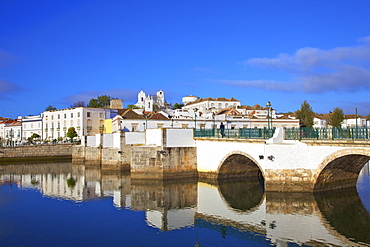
[194,127,370,141]
[284,127,370,140]
[194,128,275,139]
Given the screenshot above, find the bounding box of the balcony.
[86,126,92,131]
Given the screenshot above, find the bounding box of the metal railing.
[284,127,370,140]
[194,127,370,141]
[194,128,275,139]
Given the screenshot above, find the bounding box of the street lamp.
[194,108,198,129]
[266,101,272,130]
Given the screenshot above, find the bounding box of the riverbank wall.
[0,144,73,164]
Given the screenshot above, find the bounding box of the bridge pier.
[264,169,316,192]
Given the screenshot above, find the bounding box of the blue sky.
[1,0,370,118]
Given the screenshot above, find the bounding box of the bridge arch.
[314,148,370,192]
[217,151,264,184]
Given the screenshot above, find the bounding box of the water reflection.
[217,178,264,212]
[315,187,370,245]
[1,162,370,246]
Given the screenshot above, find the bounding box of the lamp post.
[194,108,198,130]
[212,112,216,136]
[266,101,271,130]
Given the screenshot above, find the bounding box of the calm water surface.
[1,162,370,246]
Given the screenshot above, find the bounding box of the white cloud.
[226,36,370,93]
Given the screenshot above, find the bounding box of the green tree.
[45,105,57,111]
[327,108,344,127]
[127,104,140,109]
[87,95,112,108]
[28,133,40,143]
[295,100,314,127]
[66,127,78,142]
[173,103,184,109]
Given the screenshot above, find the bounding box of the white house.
[4,120,22,143]
[182,97,241,113]
[342,115,368,128]
[42,107,113,140]
[21,115,43,140]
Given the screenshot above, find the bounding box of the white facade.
[42,107,112,140]
[21,115,43,140]
[135,90,165,112]
[182,97,241,112]
[3,121,22,142]
[182,95,199,105]
[342,117,368,128]
[313,117,327,128]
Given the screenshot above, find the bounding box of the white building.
[21,115,43,140]
[182,95,199,105]
[135,90,165,112]
[182,97,241,113]
[342,115,368,128]
[42,107,113,140]
[3,120,22,143]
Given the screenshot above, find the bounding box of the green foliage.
[30,133,40,139]
[66,177,76,188]
[87,95,112,108]
[327,108,344,127]
[295,100,314,127]
[66,127,78,141]
[27,133,40,143]
[45,105,57,111]
[173,103,184,109]
[127,104,140,109]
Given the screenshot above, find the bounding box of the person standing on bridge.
[220,122,225,138]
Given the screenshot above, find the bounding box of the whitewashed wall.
[165,129,195,147]
[86,136,96,147]
[125,132,145,145]
[145,129,163,146]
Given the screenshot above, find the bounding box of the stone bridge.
[195,128,370,192]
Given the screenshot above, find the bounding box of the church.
[135,90,165,112]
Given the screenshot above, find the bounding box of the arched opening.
[314,154,370,192]
[217,153,264,190]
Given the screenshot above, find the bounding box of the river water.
[0,162,370,246]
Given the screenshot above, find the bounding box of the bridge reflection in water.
[0,162,370,246]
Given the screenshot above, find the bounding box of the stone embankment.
[0,145,73,164]
[72,145,131,171]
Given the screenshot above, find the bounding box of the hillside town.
[0,90,368,146]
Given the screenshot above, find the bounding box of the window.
[99,112,104,118]
[58,114,60,119]
[71,113,73,118]
[87,112,91,117]
[131,123,138,132]
[51,115,54,120]
[64,114,66,118]
[78,112,80,118]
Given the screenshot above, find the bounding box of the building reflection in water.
[1,162,370,246]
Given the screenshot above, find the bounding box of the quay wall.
[0,145,73,164]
